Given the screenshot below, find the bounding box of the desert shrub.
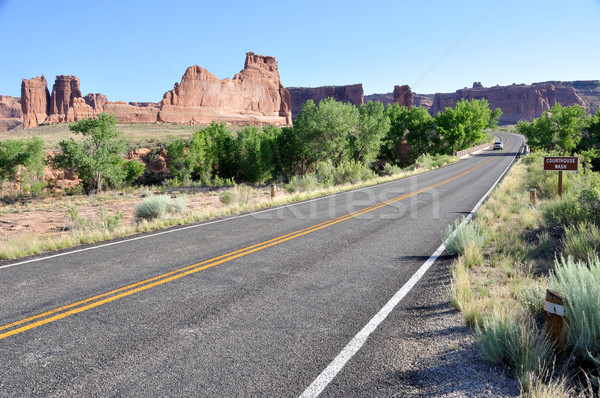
[219,184,254,205]
[285,174,319,193]
[444,217,486,256]
[476,311,552,390]
[173,195,188,214]
[431,154,454,168]
[124,159,145,185]
[379,163,403,176]
[561,222,600,262]
[67,206,123,233]
[542,195,586,228]
[414,153,435,169]
[315,159,373,186]
[526,169,570,200]
[210,176,234,188]
[314,161,336,187]
[412,153,454,171]
[135,195,173,220]
[548,255,600,364]
[219,190,236,205]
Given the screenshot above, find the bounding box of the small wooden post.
[558,170,563,198]
[544,289,567,348]
[529,188,536,206]
[270,184,276,199]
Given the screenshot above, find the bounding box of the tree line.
[1,98,503,195]
[517,103,600,170]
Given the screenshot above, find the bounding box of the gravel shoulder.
[322,255,521,397]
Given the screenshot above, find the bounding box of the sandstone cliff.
[431,82,586,124]
[158,52,292,126]
[21,76,50,129]
[0,95,23,131]
[536,80,600,115]
[287,84,364,119]
[103,101,159,124]
[84,93,108,112]
[48,75,82,123]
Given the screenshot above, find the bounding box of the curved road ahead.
[0,132,523,397]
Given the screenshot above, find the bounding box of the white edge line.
[298,134,520,398]
[0,167,434,271]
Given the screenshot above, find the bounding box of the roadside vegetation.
[0,98,500,260]
[448,105,600,396]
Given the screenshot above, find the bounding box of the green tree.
[517,103,589,155]
[404,106,437,157]
[435,99,501,155]
[382,104,437,166]
[0,137,45,193]
[352,101,390,164]
[203,122,235,179]
[276,126,307,177]
[167,138,194,184]
[578,111,600,170]
[52,113,127,194]
[294,98,360,167]
[234,126,277,184]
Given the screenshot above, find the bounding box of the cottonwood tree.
[352,101,390,164]
[294,98,360,167]
[435,99,502,155]
[52,113,128,194]
[0,137,45,193]
[517,103,589,155]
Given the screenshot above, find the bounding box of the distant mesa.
[14,52,292,131]
[287,84,364,119]
[431,81,588,124]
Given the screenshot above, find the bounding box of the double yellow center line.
[0,138,512,341]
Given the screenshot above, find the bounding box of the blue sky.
[1,0,599,102]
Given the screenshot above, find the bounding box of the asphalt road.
[0,132,523,397]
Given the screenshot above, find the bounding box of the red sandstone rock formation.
[158,52,292,126]
[84,93,108,112]
[21,76,50,129]
[103,101,159,124]
[431,82,586,124]
[0,95,23,131]
[393,85,413,109]
[48,75,82,123]
[287,84,364,119]
[66,97,95,122]
[413,94,433,110]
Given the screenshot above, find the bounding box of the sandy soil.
[0,186,280,242]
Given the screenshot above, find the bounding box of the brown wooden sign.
[543,156,579,171]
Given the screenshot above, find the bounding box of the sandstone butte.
[287,84,364,119]
[393,85,413,109]
[16,52,292,130]
[158,52,292,126]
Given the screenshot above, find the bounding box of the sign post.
[543,156,579,197]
